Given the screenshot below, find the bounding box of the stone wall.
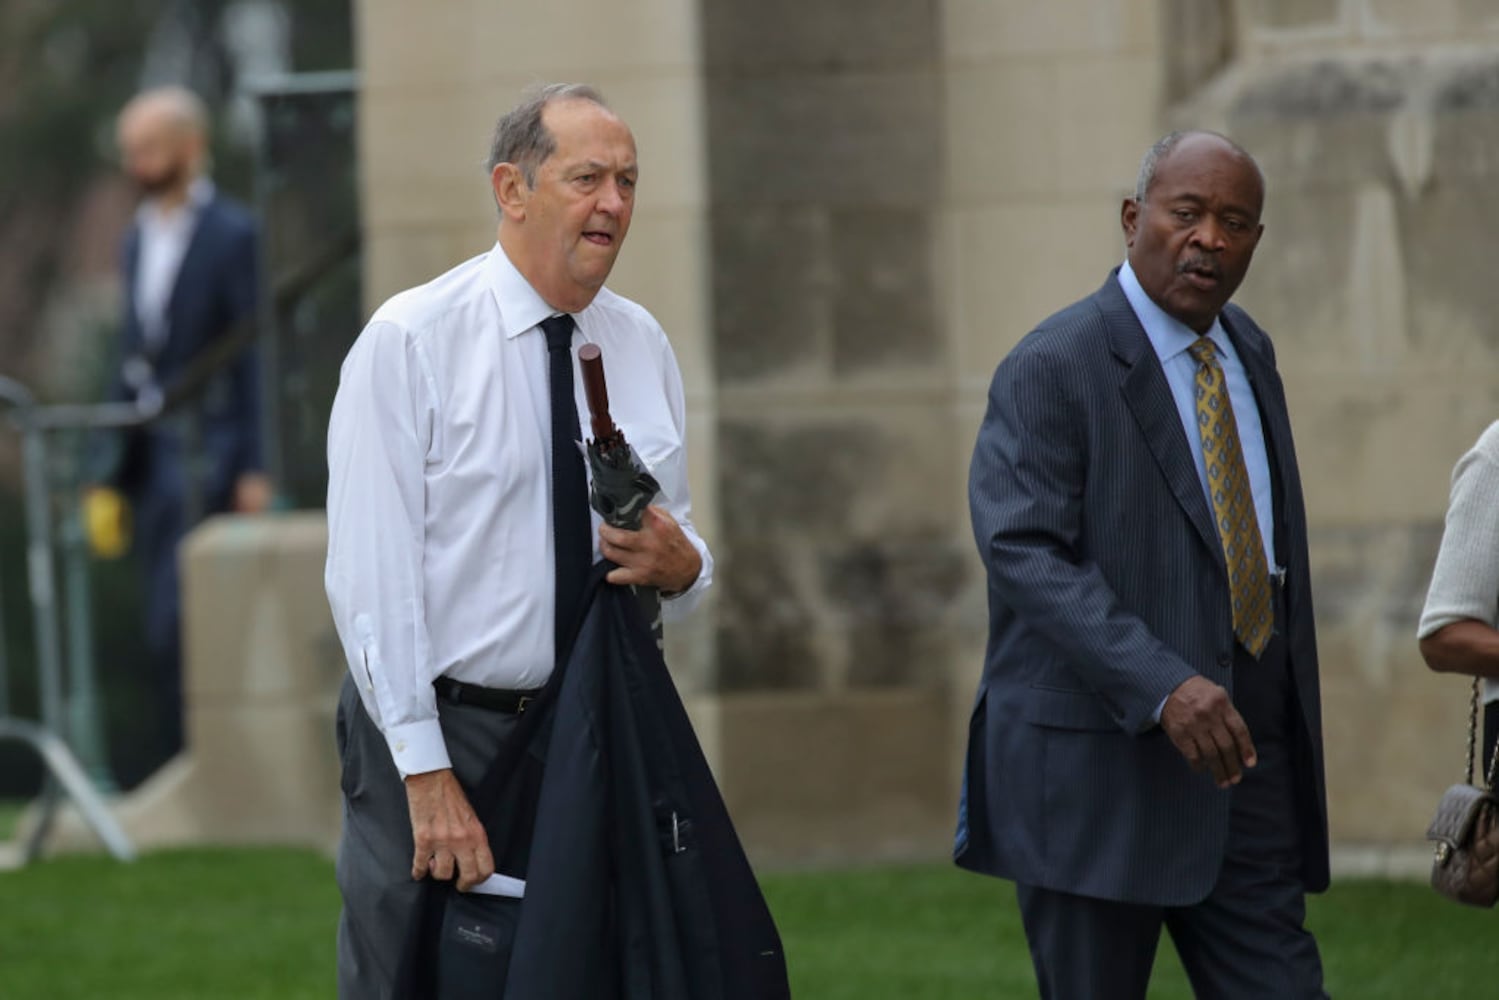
[696,0,964,857]
[939,0,1171,807]
[324,0,1499,869]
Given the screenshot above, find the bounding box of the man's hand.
[1159,676,1257,789]
[233,472,273,514]
[404,768,494,891]
[598,505,702,594]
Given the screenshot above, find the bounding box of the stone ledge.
[1329,842,1435,880]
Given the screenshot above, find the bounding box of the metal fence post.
[0,377,134,862]
[59,489,113,793]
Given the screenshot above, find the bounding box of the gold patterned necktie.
[1188,337,1273,658]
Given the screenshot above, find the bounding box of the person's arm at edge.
[1419,431,1499,678]
[1421,621,1499,677]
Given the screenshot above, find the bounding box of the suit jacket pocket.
[1023,686,1119,732]
[436,892,521,1000]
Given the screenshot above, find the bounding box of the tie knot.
[540,314,574,352]
[1188,337,1218,369]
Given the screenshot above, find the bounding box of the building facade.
[353,0,1499,866]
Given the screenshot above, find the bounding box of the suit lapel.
[163,197,218,362]
[122,225,143,355]
[1221,308,1292,564]
[1097,274,1226,576]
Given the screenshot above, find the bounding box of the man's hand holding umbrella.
[599,505,701,595]
[577,343,700,642]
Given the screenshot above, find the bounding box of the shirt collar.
[1118,257,1228,364]
[485,242,578,340]
[187,177,214,208]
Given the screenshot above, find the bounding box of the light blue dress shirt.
[1118,261,1281,724]
[1117,259,1277,571]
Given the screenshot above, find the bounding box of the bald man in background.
[91,86,271,761]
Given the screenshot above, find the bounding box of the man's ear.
[1121,197,1140,247]
[492,162,528,221]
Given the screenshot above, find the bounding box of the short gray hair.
[485,83,608,185]
[1133,130,1264,203]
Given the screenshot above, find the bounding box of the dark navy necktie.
[541,313,590,661]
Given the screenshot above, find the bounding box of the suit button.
[1217,653,1232,669]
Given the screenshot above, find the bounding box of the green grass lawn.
[2,849,1498,998]
[0,799,23,840]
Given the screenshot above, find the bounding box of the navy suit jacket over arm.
[504,574,791,1000]
[955,270,1327,907]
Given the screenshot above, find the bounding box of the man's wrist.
[663,555,702,598]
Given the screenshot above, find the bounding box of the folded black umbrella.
[578,343,664,647]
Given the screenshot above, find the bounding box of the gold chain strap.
[1464,676,1499,788]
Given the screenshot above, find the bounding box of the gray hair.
[485,82,609,185]
[1133,129,1264,203]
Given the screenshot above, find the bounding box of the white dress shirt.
[325,243,713,777]
[134,177,214,352]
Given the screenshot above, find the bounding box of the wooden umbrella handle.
[577,343,619,443]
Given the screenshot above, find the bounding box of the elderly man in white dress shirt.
[324,83,711,997]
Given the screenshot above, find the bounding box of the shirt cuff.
[662,535,712,619]
[383,717,451,778]
[1151,694,1169,727]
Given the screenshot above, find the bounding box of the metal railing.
[0,376,147,862]
[0,203,356,863]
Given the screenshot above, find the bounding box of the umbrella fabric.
[586,439,664,647]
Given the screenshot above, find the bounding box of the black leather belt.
[433,676,542,714]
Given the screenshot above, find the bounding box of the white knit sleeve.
[1418,422,1499,639]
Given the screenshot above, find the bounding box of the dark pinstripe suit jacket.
[955,270,1328,907]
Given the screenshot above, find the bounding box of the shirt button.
[394,740,406,753]
[1217,653,1232,669]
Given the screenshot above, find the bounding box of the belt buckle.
[516,694,533,715]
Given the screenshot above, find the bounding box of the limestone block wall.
[696,0,962,860]
[1169,1,1499,856]
[940,0,1169,784]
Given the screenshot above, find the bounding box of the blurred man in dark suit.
[93,86,269,759]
